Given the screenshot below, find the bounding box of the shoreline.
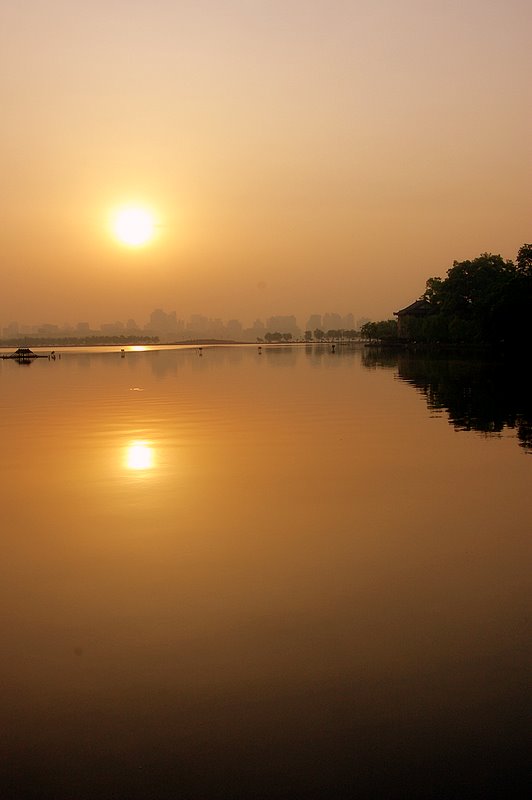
[0,338,363,350]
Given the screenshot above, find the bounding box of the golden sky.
[1,0,530,327]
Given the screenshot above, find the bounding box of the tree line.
[1,334,160,347]
[367,244,532,347]
[261,330,360,343]
[359,320,398,341]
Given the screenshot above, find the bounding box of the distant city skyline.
[1,308,371,342]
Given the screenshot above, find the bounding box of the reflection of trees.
[303,343,361,368]
[361,347,400,370]
[362,349,532,453]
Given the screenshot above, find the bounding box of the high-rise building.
[226,319,243,339]
[323,312,343,330]
[2,321,19,338]
[342,312,354,328]
[266,315,300,336]
[149,309,179,336]
[306,314,322,331]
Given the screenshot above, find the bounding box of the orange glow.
[126,441,154,470]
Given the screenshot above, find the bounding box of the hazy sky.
[1,0,530,327]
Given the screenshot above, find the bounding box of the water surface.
[0,345,529,798]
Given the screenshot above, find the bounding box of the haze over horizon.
[1,0,530,327]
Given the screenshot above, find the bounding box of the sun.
[112,206,156,247]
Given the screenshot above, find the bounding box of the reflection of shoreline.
[363,349,532,454]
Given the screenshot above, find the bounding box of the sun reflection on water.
[126,441,154,471]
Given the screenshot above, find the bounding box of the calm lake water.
[0,344,529,799]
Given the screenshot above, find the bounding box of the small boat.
[1,347,49,361]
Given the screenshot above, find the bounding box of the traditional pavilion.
[393,299,433,338]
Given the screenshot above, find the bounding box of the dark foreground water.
[0,344,529,799]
